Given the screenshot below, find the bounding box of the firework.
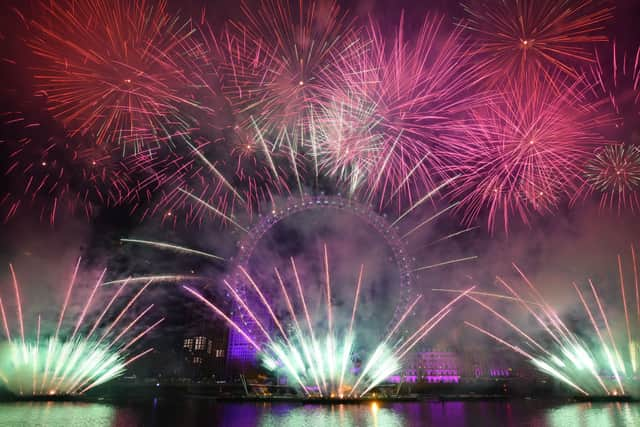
[183,245,473,397]
[124,189,475,339]
[466,248,640,397]
[26,0,202,153]
[461,0,613,84]
[587,42,639,122]
[572,42,640,212]
[132,137,299,227]
[446,73,609,232]
[218,0,361,154]
[316,13,488,208]
[0,259,162,396]
[0,111,140,224]
[577,144,640,213]
[147,187,477,286]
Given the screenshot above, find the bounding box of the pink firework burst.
[461,0,613,85]
[26,0,201,153]
[316,13,489,209]
[0,111,140,224]
[446,74,610,233]
[218,0,361,154]
[576,144,640,214]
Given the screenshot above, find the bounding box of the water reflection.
[0,402,117,426]
[0,400,640,426]
[256,402,404,427]
[546,402,640,427]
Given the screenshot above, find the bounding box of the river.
[0,399,638,426]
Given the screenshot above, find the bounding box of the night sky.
[1,0,640,375]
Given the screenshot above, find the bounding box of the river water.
[0,399,638,426]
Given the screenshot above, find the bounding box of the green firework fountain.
[464,248,640,397]
[185,244,473,398]
[0,259,162,397]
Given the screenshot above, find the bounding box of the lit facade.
[183,333,228,378]
[388,349,517,383]
[389,350,461,384]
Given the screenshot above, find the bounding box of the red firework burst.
[446,74,610,232]
[0,111,139,224]
[218,0,361,153]
[26,0,201,153]
[461,0,613,84]
[316,13,489,209]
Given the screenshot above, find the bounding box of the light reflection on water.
[546,402,640,427]
[0,400,638,427]
[256,402,405,427]
[0,401,118,426]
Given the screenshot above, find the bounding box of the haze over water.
[0,400,639,427]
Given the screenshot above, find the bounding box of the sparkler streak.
[274,268,323,394]
[184,140,247,204]
[411,256,478,272]
[96,281,153,346]
[619,255,633,355]
[55,258,81,340]
[466,295,551,357]
[587,279,626,392]
[239,267,291,346]
[182,286,261,351]
[338,264,364,394]
[222,279,272,342]
[512,264,578,347]
[121,239,225,261]
[178,188,249,232]
[392,177,457,226]
[401,203,460,239]
[9,265,24,345]
[87,282,128,340]
[107,305,155,350]
[120,318,164,353]
[394,287,475,358]
[431,288,543,307]
[0,298,11,342]
[395,309,451,361]
[79,347,155,395]
[495,276,566,349]
[572,282,613,394]
[102,275,203,286]
[70,269,106,341]
[633,245,640,322]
